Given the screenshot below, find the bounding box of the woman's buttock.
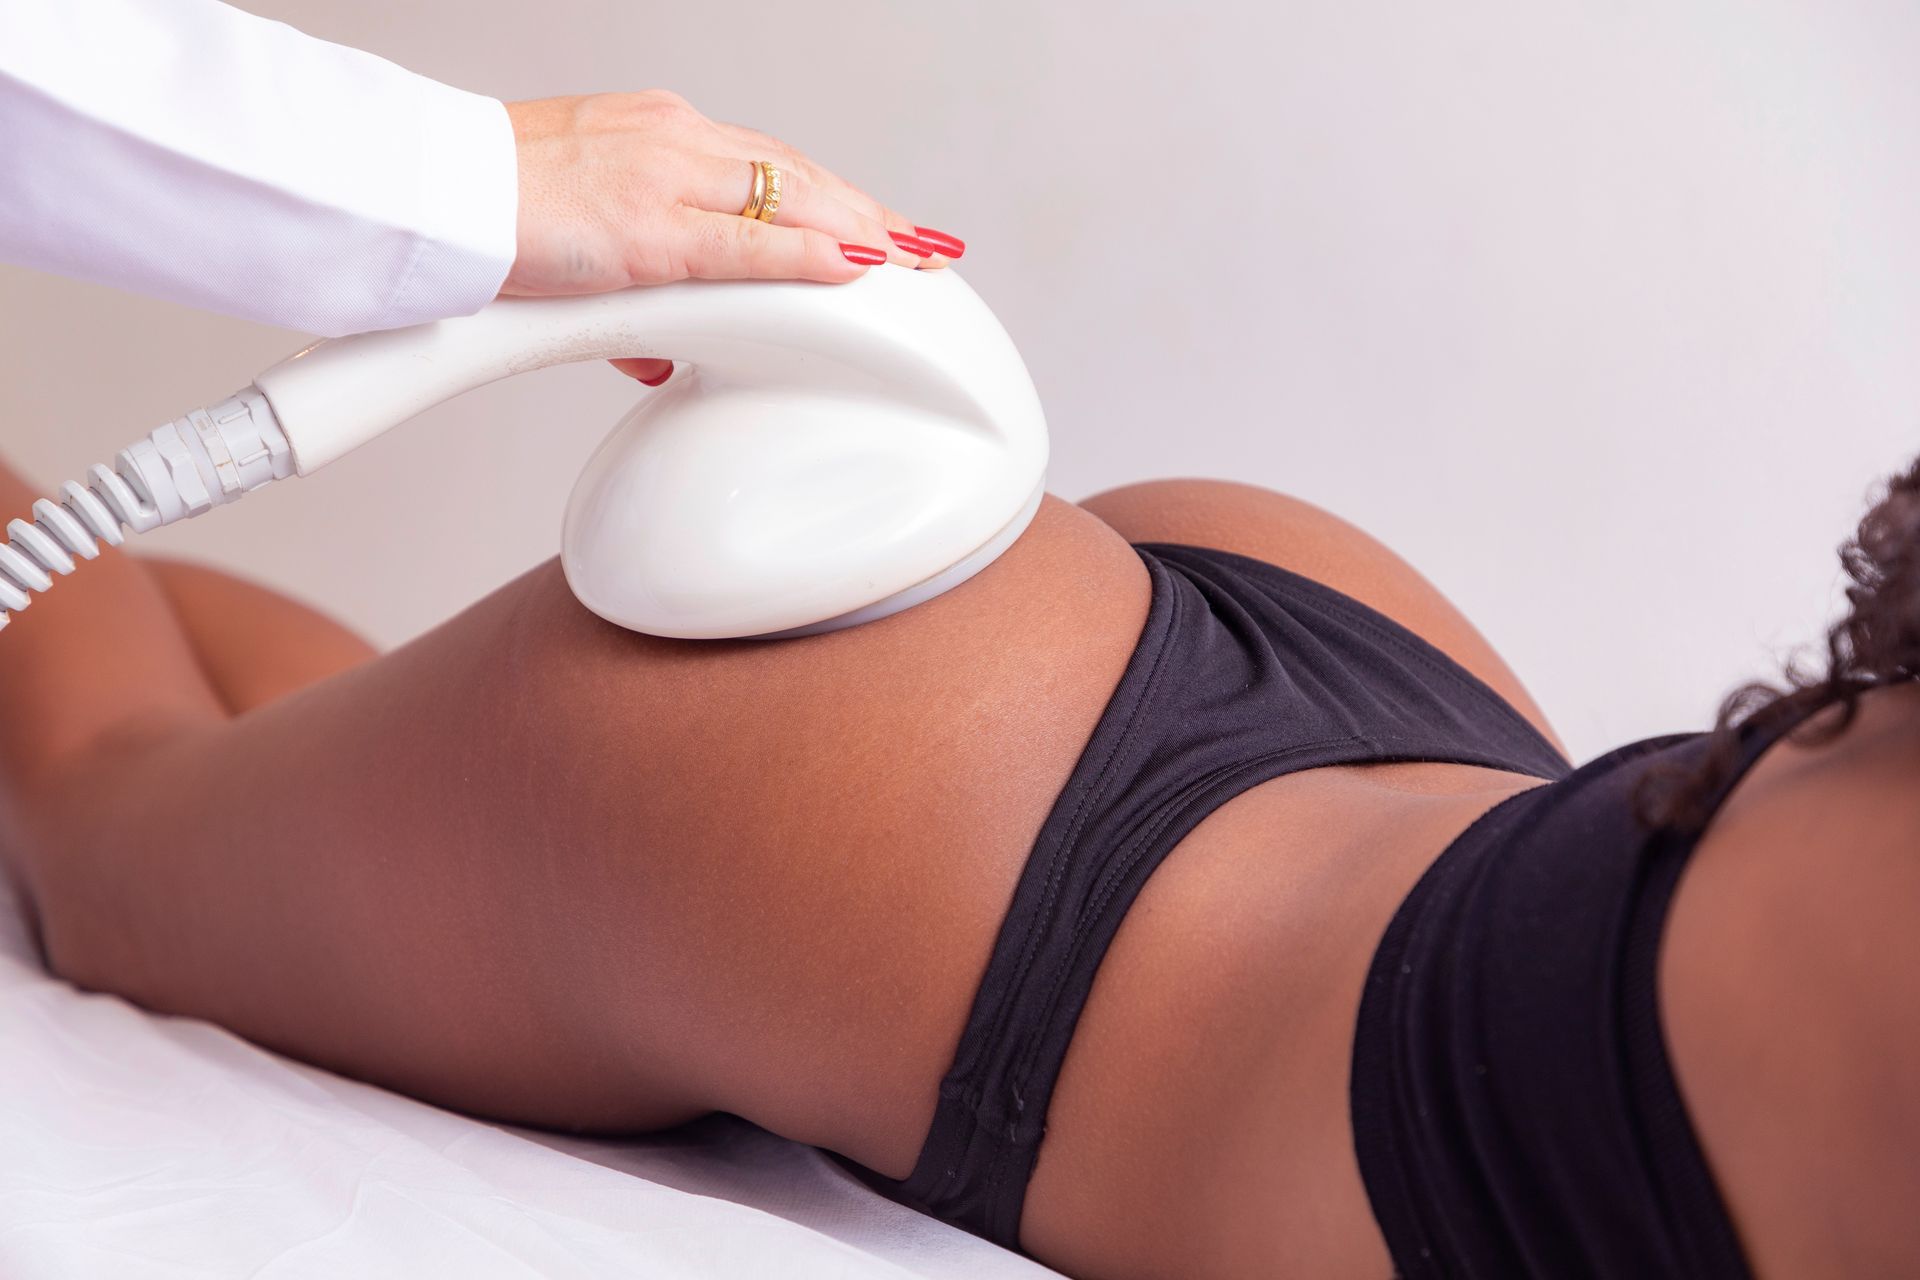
[438,494,1155,1160]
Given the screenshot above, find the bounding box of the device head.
[559,269,1048,638]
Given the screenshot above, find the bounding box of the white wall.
[2,0,1915,761]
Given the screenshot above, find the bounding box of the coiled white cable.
[0,387,293,633]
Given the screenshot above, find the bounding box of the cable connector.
[0,387,290,632]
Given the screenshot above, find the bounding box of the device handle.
[252,270,1039,475]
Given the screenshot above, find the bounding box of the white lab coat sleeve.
[0,0,519,336]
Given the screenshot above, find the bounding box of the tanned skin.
[0,458,1912,1279]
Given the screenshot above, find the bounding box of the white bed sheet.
[0,882,1062,1279]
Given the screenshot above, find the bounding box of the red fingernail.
[913,226,965,259]
[840,243,887,265]
[638,365,673,387]
[889,231,936,258]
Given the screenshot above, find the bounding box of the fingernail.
[889,231,936,258]
[639,364,673,387]
[840,243,888,265]
[913,226,965,259]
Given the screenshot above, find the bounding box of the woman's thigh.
[143,558,376,711]
[21,493,1152,1173]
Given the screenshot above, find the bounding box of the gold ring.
[738,160,783,223]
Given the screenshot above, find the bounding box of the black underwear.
[868,541,1573,1246]
[1351,695,1826,1278]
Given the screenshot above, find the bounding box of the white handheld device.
[0,269,1048,639]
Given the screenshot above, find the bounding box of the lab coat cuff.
[379,86,519,330]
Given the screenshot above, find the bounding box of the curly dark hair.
[1635,450,1920,831]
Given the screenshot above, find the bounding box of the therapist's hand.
[502,93,964,382]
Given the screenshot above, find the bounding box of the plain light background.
[2,0,1915,762]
